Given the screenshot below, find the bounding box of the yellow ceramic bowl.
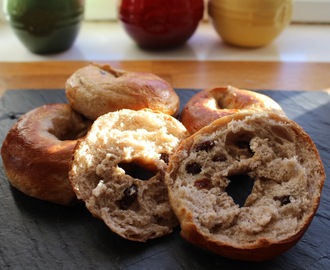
[208,0,292,47]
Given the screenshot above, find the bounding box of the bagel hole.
[50,122,90,141]
[225,130,255,159]
[118,161,157,181]
[225,174,254,208]
[62,129,88,140]
[216,98,225,109]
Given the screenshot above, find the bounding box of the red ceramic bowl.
[118,0,204,50]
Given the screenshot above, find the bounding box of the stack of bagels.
[1,63,325,262]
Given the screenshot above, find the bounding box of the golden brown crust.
[178,204,312,261]
[1,104,91,205]
[166,111,325,261]
[65,63,180,120]
[180,86,285,134]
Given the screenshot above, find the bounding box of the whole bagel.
[1,104,91,205]
[180,86,285,134]
[166,111,325,261]
[65,63,180,120]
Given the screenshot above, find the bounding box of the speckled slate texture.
[0,89,329,270]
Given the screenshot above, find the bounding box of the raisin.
[194,141,215,152]
[185,162,202,175]
[160,153,169,164]
[194,178,213,190]
[212,154,227,162]
[119,184,138,210]
[273,195,291,206]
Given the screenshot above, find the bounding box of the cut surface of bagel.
[166,111,325,261]
[69,109,189,242]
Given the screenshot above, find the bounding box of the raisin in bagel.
[69,109,189,242]
[65,63,180,120]
[180,86,285,134]
[1,104,91,205]
[166,111,325,261]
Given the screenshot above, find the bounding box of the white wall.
[84,0,118,21]
[90,0,330,23]
[292,0,330,23]
[83,0,330,23]
[0,0,118,22]
[1,0,330,23]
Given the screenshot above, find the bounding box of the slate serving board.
[0,89,329,270]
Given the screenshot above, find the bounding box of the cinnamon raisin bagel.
[1,104,91,205]
[166,111,325,261]
[65,63,180,120]
[69,109,189,242]
[181,86,285,134]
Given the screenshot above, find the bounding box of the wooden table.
[1,61,330,96]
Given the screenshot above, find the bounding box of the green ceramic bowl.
[3,0,85,54]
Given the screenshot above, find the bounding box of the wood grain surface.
[1,61,330,97]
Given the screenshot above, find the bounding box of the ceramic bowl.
[3,0,85,54]
[118,0,204,50]
[208,0,292,47]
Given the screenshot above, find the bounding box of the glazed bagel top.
[180,86,285,134]
[1,103,91,205]
[65,63,180,120]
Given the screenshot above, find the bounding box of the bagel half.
[166,111,325,261]
[69,109,189,242]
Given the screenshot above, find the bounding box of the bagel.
[65,63,180,120]
[180,86,285,134]
[1,104,92,205]
[166,111,325,261]
[69,109,189,242]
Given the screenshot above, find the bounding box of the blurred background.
[1,0,330,62]
[1,0,327,25]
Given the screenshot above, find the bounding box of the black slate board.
[0,89,329,270]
